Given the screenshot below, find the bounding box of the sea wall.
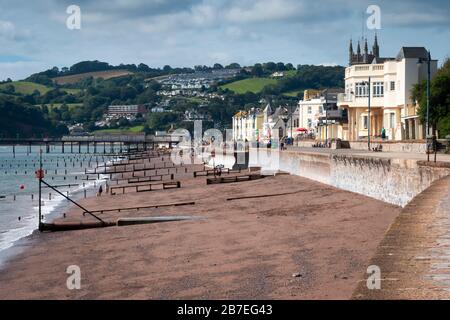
[251,149,450,207]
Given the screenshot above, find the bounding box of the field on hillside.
[220,77,277,94]
[283,90,303,97]
[0,81,51,95]
[0,81,81,95]
[92,125,145,135]
[53,69,134,85]
[220,70,298,94]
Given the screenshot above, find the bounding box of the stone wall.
[348,141,427,153]
[252,149,450,207]
[330,155,449,206]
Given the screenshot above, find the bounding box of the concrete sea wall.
[250,149,450,207]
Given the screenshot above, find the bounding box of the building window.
[390,81,395,91]
[389,113,395,129]
[355,82,369,97]
[363,115,368,129]
[319,106,324,114]
[308,106,312,114]
[307,119,312,128]
[373,82,384,97]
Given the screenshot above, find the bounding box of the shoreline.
[0,154,114,269]
[0,178,105,270]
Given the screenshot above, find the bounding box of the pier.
[0,133,181,156]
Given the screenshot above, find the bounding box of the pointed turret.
[363,38,369,63]
[372,33,380,58]
[349,39,354,65]
[356,41,361,62]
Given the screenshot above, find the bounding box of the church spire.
[349,39,354,65]
[373,33,380,58]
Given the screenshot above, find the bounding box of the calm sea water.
[0,145,118,265]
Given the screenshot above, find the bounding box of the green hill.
[220,77,277,94]
[0,81,52,95]
[92,125,144,135]
[53,69,133,85]
[0,81,80,95]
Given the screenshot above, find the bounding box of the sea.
[0,144,119,266]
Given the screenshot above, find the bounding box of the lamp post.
[289,105,293,143]
[426,51,431,139]
[324,89,328,142]
[418,51,431,160]
[281,109,289,150]
[362,78,372,151]
[285,104,293,145]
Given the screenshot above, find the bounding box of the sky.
[0,0,449,80]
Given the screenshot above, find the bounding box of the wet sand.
[0,171,400,299]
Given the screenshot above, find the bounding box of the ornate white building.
[338,40,438,141]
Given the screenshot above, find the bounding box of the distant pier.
[0,133,181,156]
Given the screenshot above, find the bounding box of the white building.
[338,41,438,141]
[108,105,146,116]
[293,90,344,140]
[232,108,264,142]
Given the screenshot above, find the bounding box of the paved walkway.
[286,146,450,163]
[352,175,450,299]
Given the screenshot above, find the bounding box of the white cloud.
[384,12,450,27]
[0,20,16,39]
[224,0,304,23]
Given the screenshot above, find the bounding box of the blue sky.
[0,0,449,80]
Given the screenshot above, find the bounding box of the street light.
[418,50,432,161]
[280,108,290,149]
[362,77,372,151]
[285,104,293,145]
[324,89,328,142]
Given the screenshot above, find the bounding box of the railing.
[62,134,146,142]
[337,93,353,103]
[372,65,384,71]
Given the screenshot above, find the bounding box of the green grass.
[185,97,206,104]
[220,77,277,94]
[283,90,303,97]
[0,81,81,95]
[62,88,81,94]
[0,81,52,95]
[92,125,145,135]
[284,70,297,77]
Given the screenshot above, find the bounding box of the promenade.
[353,174,450,299]
[286,146,450,163]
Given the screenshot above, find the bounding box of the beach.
[0,154,401,299]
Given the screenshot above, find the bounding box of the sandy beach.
[0,155,401,299]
